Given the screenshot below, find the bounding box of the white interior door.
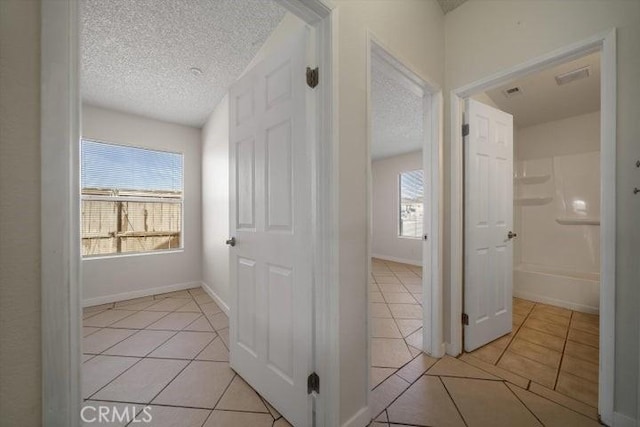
[228,28,312,427]
[464,98,514,352]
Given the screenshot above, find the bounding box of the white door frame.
[365,32,444,367]
[40,0,338,426]
[448,29,617,425]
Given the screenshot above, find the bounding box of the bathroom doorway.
[460,49,604,411]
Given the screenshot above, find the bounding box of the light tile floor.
[468,297,600,409]
[84,262,601,426]
[82,288,291,427]
[369,258,602,427]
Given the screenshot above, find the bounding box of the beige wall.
[334,1,445,423]
[0,0,42,425]
[445,0,640,419]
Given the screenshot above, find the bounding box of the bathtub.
[513,263,600,314]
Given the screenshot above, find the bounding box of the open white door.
[228,28,312,427]
[463,98,514,352]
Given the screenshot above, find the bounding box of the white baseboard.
[513,290,599,314]
[201,281,230,316]
[371,253,421,267]
[341,406,370,427]
[613,412,637,427]
[83,281,203,307]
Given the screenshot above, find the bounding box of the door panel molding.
[463,99,513,352]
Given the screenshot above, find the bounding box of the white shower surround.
[514,112,601,313]
[514,264,600,313]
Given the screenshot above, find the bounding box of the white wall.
[333,1,445,424]
[81,105,203,304]
[517,111,600,160]
[201,95,231,309]
[514,113,601,311]
[445,1,640,420]
[0,1,42,424]
[372,151,422,265]
[201,13,306,312]
[515,111,601,273]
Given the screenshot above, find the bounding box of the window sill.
[397,235,422,240]
[82,248,184,261]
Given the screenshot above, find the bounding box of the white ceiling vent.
[555,66,590,86]
[502,86,523,98]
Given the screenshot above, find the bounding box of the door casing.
[448,29,617,425]
[40,0,337,426]
[365,32,445,403]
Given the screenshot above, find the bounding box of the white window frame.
[397,169,424,240]
[80,138,185,259]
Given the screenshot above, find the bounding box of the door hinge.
[462,313,469,325]
[462,123,470,137]
[307,372,320,394]
[306,67,319,89]
[423,234,428,241]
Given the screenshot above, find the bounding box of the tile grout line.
[98,300,205,352]
[438,376,470,427]
[92,328,178,358]
[189,289,230,351]
[88,300,212,358]
[85,293,201,401]
[494,302,535,367]
[86,397,274,415]
[503,382,546,426]
[553,310,573,391]
[527,382,599,416]
[374,354,438,421]
[83,306,144,328]
[83,289,269,426]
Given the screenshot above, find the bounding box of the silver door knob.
[225,237,236,247]
[507,231,517,239]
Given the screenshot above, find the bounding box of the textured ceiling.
[81,0,286,127]
[485,52,601,128]
[371,62,423,161]
[437,0,468,14]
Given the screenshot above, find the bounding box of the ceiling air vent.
[502,86,523,98]
[555,66,590,86]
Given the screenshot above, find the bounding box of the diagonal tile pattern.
[368,259,602,427]
[468,295,600,408]
[369,258,424,376]
[82,287,292,426]
[84,262,601,426]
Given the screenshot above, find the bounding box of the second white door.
[464,98,514,352]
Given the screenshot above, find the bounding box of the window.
[399,169,424,238]
[81,140,184,257]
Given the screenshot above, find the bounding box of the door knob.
[225,237,236,247]
[507,231,517,239]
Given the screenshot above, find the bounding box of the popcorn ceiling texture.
[81,0,286,127]
[371,62,424,160]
